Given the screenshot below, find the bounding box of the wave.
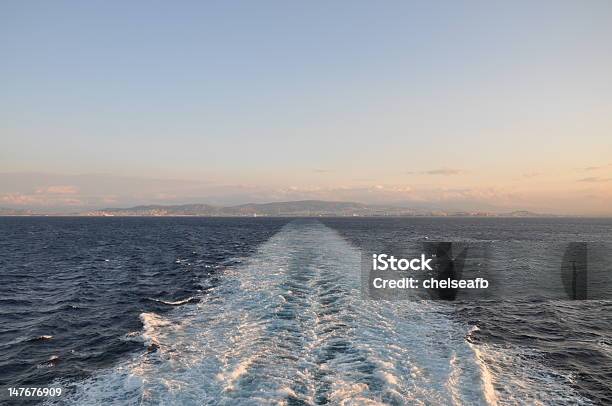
[467,334,593,405]
[146,297,198,306]
[48,220,592,405]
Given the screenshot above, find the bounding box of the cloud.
[154,193,179,200]
[522,172,540,179]
[0,173,222,211]
[578,164,612,171]
[577,177,612,183]
[35,185,79,195]
[407,169,465,176]
[0,184,83,208]
[0,193,40,205]
[0,192,82,206]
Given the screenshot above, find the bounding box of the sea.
[0,217,610,405]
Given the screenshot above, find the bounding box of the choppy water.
[0,217,610,405]
[323,217,612,405]
[0,217,287,403]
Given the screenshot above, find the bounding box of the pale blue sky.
[1,1,611,213]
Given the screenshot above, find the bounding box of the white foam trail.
[50,220,587,405]
[147,297,196,305]
[467,339,593,406]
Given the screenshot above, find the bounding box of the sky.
[1,1,611,214]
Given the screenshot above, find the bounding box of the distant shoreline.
[1,200,605,218]
[0,214,605,219]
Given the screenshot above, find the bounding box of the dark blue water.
[321,217,612,405]
[0,217,288,397]
[0,217,610,405]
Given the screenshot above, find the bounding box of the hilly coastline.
[81,200,549,217]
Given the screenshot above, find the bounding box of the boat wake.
[49,220,588,405]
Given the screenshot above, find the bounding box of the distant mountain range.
[0,200,557,217]
[85,201,404,217]
[75,200,551,217]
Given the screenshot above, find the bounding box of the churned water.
[0,217,610,405]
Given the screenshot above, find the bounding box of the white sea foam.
[147,297,196,306]
[49,220,589,405]
[467,340,593,405]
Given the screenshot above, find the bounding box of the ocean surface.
[0,217,610,405]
